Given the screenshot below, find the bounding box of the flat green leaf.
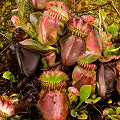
[108,108,113,115]
[80,110,88,114]
[103,45,118,58]
[85,97,101,104]
[79,85,91,103]
[19,39,57,51]
[10,115,22,120]
[80,106,87,111]
[108,25,117,36]
[30,12,43,27]
[116,107,120,115]
[101,9,106,20]
[26,22,36,34]
[2,71,15,81]
[108,115,118,120]
[78,53,100,64]
[78,113,88,119]
[74,85,91,110]
[4,1,11,8]
[3,96,9,99]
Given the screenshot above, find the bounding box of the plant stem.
[111,115,120,118]
[109,46,120,52]
[99,10,108,34]
[0,42,13,55]
[0,31,11,42]
[74,0,75,12]
[92,104,103,117]
[99,10,102,34]
[74,101,83,110]
[110,0,120,17]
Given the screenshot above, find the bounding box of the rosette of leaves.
[38,70,70,120]
[13,0,57,52]
[0,97,14,120]
[60,17,92,66]
[38,1,69,45]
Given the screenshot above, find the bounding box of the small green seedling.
[103,107,120,120]
[116,107,120,115]
[75,85,91,110]
[77,113,88,119]
[100,9,106,20]
[108,25,117,36]
[71,85,91,119]
[103,46,120,57]
[2,71,15,81]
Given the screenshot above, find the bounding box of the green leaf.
[2,71,15,81]
[103,45,118,58]
[26,22,36,34]
[116,107,120,115]
[79,85,91,103]
[10,115,22,120]
[80,110,88,114]
[74,85,91,110]
[4,1,11,8]
[108,115,118,120]
[30,12,43,27]
[3,96,9,99]
[85,97,101,104]
[108,25,117,36]
[41,72,67,83]
[77,113,88,119]
[108,108,113,115]
[71,110,78,117]
[19,39,57,51]
[78,53,100,64]
[85,0,90,5]
[41,57,48,67]
[101,9,106,20]
[80,106,87,111]
[6,32,12,41]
